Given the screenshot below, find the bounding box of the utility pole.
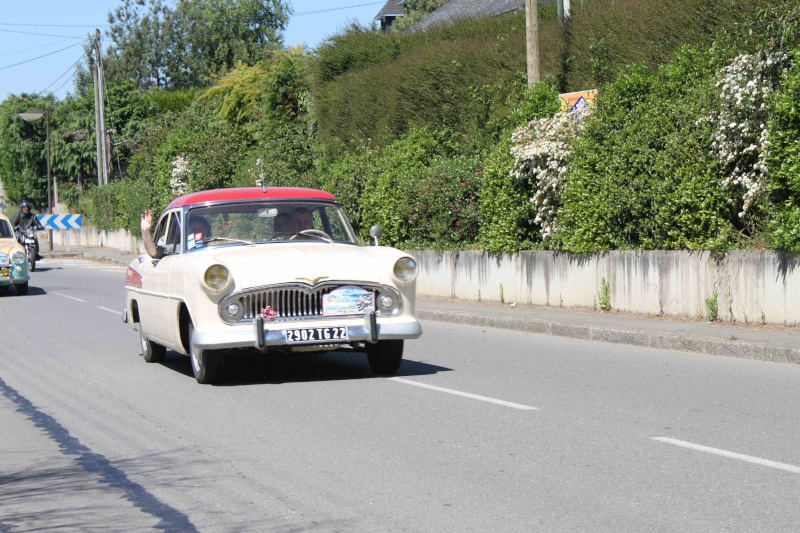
[93,29,109,185]
[557,0,571,21]
[526,0,540,87]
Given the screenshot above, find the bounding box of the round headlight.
[12,252,26,265]
[204,264,230,291]
[393,257,418,283]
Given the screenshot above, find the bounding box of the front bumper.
[192,312,422,351]
[0,272,29,286]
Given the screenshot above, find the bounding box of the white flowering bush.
[170,155,190,196]
[510,109,591,239]
[711,52,789,219]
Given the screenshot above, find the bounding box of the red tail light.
[126,266,142,288]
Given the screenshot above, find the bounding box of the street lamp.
[18,109,53,251]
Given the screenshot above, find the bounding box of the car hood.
[0,238,22,256]
[197,243,409,290]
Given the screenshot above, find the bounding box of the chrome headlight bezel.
[12,252,26,265]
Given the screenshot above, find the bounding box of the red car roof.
[166,187,337,209]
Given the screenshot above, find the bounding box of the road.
[1,258,799,532]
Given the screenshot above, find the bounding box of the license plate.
[285,326,348,344]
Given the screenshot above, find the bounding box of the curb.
[417,309,800,365]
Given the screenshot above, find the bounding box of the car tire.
[189,323,224,384]
[139,324,166,363]
[15,282,28,296]
[366,339,404,374]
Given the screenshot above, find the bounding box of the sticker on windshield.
[322,286,375,317]
[187,232,205,249]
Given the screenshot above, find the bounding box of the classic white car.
[0,213,30,295]
[123,187,422,384]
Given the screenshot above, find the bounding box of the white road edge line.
[652,437,800,474]
[97,306,122,315]
[51,292,87,303]
[389,377,538,410]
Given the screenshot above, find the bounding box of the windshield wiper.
[202,237,254,246]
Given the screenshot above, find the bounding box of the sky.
[0,0,387,101]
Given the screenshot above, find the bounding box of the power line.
[0,38,75,58]
[294,2,384,16]
[0,28,85,39]
[0,22,107,28]
[50,69,79,96]
[38,51,87,96]
[0,42,83,71]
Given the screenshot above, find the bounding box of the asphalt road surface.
[1,258,799,532]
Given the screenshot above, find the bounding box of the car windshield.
[183,200,358,252]
[0,220,13,239]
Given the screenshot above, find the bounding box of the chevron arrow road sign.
[37,214,83,229]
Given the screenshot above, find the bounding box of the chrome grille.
[239,286,336,320]
[220,282,388,324]
[220,281,401,324]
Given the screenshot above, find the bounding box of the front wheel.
[27,247,36,272]
[139,324,166,363]
[366,339,404,374]
[15,282,28,296]
[189,323,224,384]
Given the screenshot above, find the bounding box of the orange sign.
[559,89,597,113]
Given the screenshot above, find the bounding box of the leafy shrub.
[477,135,529,253]
[556,48,735,252]
[356,128,481,250]
[400,154,482,250]
[360,128,441,245]
[78,177,153,234]
[766,49,800,251]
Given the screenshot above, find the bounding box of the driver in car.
[291,207,313,232]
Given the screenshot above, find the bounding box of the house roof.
[375,0,407,20]
[409,0,525,32]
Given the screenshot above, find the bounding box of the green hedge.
[555,47,735,252]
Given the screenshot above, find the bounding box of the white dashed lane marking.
[51,292,87,303]
[653,437,800,474]
[388,377,538,410]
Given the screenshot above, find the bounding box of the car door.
[138,211,183,347]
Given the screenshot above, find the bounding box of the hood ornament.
[296,275,329,285]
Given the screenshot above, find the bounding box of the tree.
[105,0,291,90]
[177,0,290,82]
[107,0,178,89]
[0,94,56,210]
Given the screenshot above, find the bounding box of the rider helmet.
[19,200,31,213]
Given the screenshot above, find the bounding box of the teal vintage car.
[0,213,30,295]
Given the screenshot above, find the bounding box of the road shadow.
[0,285,47,297]
[156,348,451,387]
[28,265,59,272]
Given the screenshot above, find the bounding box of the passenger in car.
[140,210,161,258]
[187,216,212,240]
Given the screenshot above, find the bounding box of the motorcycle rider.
[11,200,45,259]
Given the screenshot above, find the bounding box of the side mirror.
[369,225,383,246]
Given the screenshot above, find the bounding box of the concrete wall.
[48,226,143,253]
[49,226,799,326]
[411,251,800,327]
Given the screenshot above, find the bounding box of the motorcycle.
[15,226,38,272]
